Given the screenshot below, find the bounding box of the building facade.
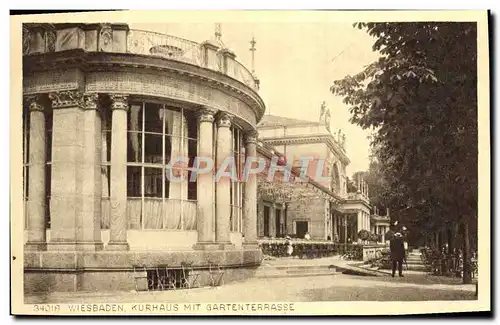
[256,114,374,242]
[22,23,265,292]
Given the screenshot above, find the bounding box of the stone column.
[25,95,47,250]
[193,108,218,250]
[215,112,233,248]
[78,93,103,250]
[47,90,85,249]
[366,212,370,231]
[243,130,258,247]
[357,211,363,233]
[269,203,276,238]
[344,216,348,243]
[333,215,338,241]
[107,94,129,251]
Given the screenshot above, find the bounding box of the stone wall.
[286,197,327,240]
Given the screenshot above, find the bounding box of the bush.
[358,229,370,241]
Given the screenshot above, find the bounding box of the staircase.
[255,258,341,278]
[404,251,428,272]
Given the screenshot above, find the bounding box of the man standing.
[390,232,406,277]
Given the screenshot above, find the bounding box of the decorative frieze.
[216,112,232,128]
[109,94,129,111]
[23,68,84,95]
[48,90,84,109]
[85,71,258,126]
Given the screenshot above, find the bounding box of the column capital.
[198,107,218,123]
[48,90,84,109]
[82,93,100,110]
[24,94,45,112]
[245,129,259,145]
[109,94,129,111]
[216,112,232,128]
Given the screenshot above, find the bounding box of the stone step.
[381,264,428,271]
[254,271,340,279]
[255,264,339,278]
[263,265,335,271]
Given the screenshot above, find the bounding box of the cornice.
[261,134,350,165]
[342,198,371,209]
[22,49,266,123]
[257,121,322,129]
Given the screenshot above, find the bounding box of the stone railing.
[22,24,259,91]
[22,24,259,90]
[362,245,389,262]
[258,239,364,260]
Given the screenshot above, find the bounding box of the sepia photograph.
[10,10,490,316]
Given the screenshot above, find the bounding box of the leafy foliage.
[331,23,477,236]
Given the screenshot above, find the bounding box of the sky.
[131,22,380,176]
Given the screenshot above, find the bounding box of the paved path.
[26,272,476,304]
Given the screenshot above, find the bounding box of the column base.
[24,242,47,251]
[106,241,129,251]
[192,242,220,250]
[46,241,104,251]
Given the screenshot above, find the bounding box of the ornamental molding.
[82,92,99,110]
[198,107,218,123]
[245,129,259,144]
[261,134,350,165]
[99,24,113,52]
[24,95,45,112]
[22,50,265,124]
[109,94,129,111]
[48,90,84,109]
[216,112,232,128]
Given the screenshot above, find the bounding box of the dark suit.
[390,236,406,276]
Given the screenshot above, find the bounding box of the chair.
[180,262,200,289]
[208,262,224,287]
[157,265,177,290]
[133,265,151,291]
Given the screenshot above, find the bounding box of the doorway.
[296,221,308,239]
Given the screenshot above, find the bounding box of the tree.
[331,23,477,283]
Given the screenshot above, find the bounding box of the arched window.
[331,162,341,193]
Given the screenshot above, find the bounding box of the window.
[124,101,198,230]
[101,106,112,229]
[230,126,244,233]
[45,107,52,229]
[23,105,29,229]
[24,102,53,229]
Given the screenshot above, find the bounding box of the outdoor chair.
[180,262,200,289]
[208,262,224,287]
[132,265,151,292]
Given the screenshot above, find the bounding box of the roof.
[256,141,344,202]
[257,114,322,128]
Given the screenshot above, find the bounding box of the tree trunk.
[462,220,472,284]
